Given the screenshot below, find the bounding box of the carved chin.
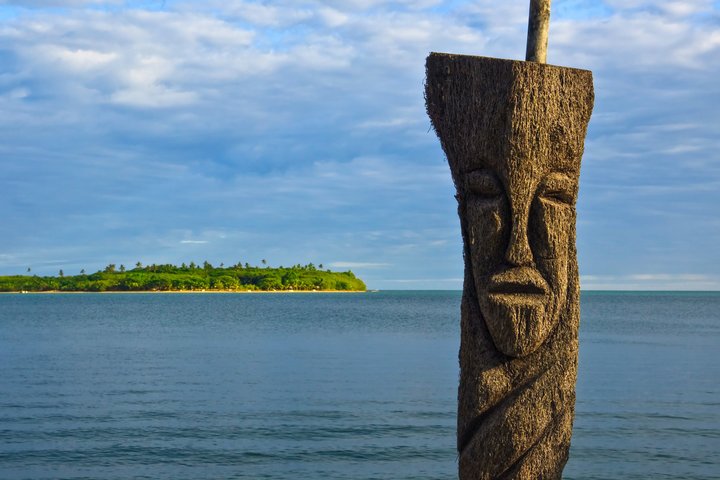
[480,293,553,358]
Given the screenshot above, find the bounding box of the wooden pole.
[526,0,551,63]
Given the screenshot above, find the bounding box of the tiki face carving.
[424,53,592,360]
[462,154,579,358]
[426,53,593,479]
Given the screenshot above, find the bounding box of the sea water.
[0,291,718,479]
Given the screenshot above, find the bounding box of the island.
[0,262,366,293]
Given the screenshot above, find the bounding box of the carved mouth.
[489,282,545,295]
[486,267,548,299]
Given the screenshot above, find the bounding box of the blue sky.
[1,0,718,290]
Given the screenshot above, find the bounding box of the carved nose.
[505,218,533,267]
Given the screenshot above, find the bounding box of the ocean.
[0,291,718,479]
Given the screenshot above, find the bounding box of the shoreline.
[1,289,368,295]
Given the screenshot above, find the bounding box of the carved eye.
[541,189,574,205]
[538,173,577,206]
[466,170,502,199]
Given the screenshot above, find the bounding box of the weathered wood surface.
[526,0,551,63]
[425,53,593,479]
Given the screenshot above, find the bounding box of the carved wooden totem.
[425,53,594,479]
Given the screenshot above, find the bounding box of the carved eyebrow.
[538,173,578,204]
[465,170,502,196]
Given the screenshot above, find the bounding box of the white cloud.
[603,0,715,16]
[219,2,314,27]
[0,0,122,6]
[318,7,348,27]
[42,46,117,71]
[661,0,714,16]
[111,85,197,108]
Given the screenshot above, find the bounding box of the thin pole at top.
[525,0,551,63]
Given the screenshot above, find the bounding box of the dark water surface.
[0,291,718,479]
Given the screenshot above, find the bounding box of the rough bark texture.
[425,53,593,480]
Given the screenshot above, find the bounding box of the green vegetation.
[0,262,366,293]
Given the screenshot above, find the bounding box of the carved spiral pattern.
[456,280,579,480]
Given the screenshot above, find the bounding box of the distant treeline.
[0,262,366,292]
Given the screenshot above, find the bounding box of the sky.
[0,0,719,290]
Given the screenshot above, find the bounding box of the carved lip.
[486,267,548,298]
